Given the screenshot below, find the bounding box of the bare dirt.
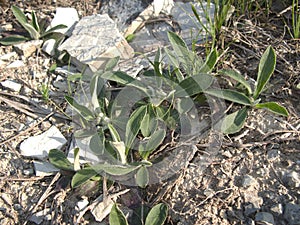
[0,0,299,225]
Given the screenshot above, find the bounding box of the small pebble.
[255,212,275,225]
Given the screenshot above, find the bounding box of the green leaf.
[254,46,276,99]
[145,203,168,225]
[71,167,98,188]
[136,166,149,188]
[0,35,29,45]
[174,73,213,97]
[204,89,252,106]
[255,102,288,116]
[139,129,166,159]
[23,23,40,40]
[11,6,28,28]
[92,164,140,176]
[141,106,158,137]
[31,11,40,33]
[49,149,74,171]
[201,48,218,72]
[111,141,127,164]
[73,148,81,171]
[101,71,135,85]
[220,69,252,95]
[41,24,68,38]
[105,56,120,71]
[167,31,188,55]
[125,105,147,152]
[65,96,95,121]
[139,129,166,160]
[109,203,128,225]
[108,124,121,142]
[217,107,249,134]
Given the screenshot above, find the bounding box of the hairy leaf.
[139,129,166,160]
[205,89,252,105]
[11,6,28,28]
[71,167,98,188]
[255,102,288,116]
[136,166,149,188]
[92,163,140,176]
[0,35,29,45]
[125,105,147,152]
[109,204,128,225]
[175,73,213,97]
[220,69,252,95]
[217,107,249,134]
[49,149,74,171]
[65,96,95,121]
[254,46,276,99]
[105,56,120,71]
[145,203,168,225]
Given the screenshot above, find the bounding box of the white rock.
[20,126,67,160]
[42,8,79,56]
[0,51,17,61]
[48,8,79,35]
[76,198,89,211]
[6,60,25,68]
[33,161,60,176]
[0,79,22,92]
[14,40,43,58]
[42,39,57,56]
[58,14,134,72]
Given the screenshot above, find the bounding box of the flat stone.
[20,126,67,160]
[284,203,300,225]
[255,212,275,225]
[6,60,25,68]
[242,174,256,188]
[53,75,68,91]
[0,79,22,92]
[14,40,43,58]
[58,14,134,72]
[33,161,60,176]
[29,208,51,225]
[99,0,152,33]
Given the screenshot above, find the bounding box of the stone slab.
[58,14,134,72]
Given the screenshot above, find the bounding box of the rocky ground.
[0,0,299,225]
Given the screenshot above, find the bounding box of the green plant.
[110,202,168,225]
[192,0,234,48]
[0,5,67,45]
[291,0,300,38]
[39,83,50,102]
[205,46,288,134]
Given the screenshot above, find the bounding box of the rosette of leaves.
[204,46,289,134]
[0,5,67,45]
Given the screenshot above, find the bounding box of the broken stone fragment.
[14,40,43,58]
[33,161,60,176]
[0,79,22,92]
[58,14,134,72]
[20,126,67,160]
